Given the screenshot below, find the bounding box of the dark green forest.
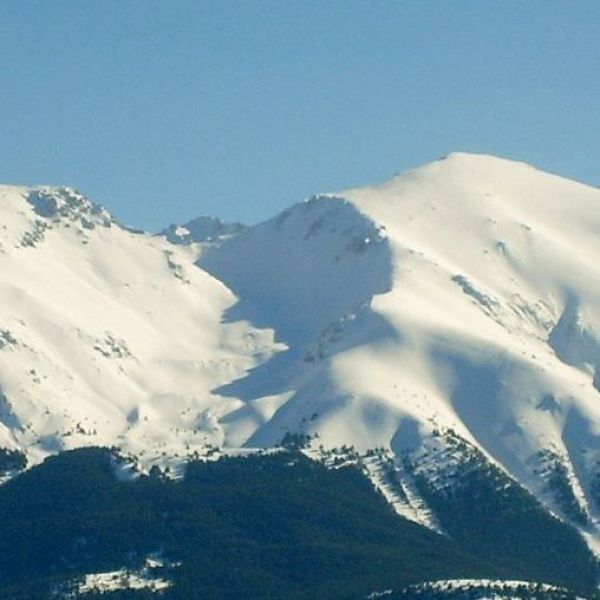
[404,435,598,592]
[0,447,596,599]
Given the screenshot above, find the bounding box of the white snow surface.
[74,569,170,595]
[0,185,281,467]
[3,153,600,545]
[59,555,176,596]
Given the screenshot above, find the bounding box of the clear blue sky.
[1,1,599,230]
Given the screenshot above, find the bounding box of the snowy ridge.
[200,194,392,343]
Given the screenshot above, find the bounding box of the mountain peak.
[0,184,116,251]
[26,186,114,228]
[161,215,245,245]
[440,150,532,166]
[386,151,540,187]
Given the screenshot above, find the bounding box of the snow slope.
[2,153,600,548]
[0,185,280,467]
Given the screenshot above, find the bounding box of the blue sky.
[1,1,599,230]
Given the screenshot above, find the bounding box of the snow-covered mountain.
[2,153,600,554]
[198,153,600,546]
[0,185,280,467]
